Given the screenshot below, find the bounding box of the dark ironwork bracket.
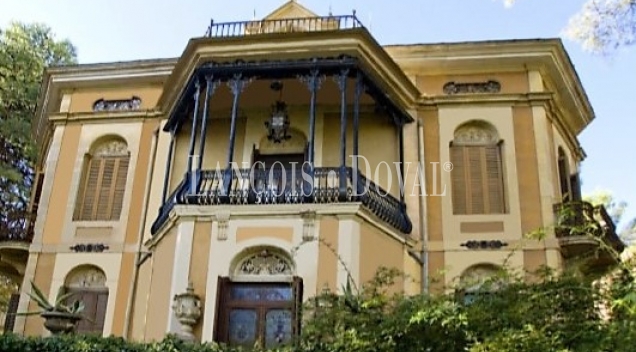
[69,243,110,253]
[460,240,508,250]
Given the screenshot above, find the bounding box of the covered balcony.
[554,201,625,271]
[150,14,418,236]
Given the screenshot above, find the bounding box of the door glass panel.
[265,309,293,348]
[228,309,258,347]
[230,285,293,301]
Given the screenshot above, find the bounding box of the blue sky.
[2,0,634,228]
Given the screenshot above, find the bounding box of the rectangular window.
[450,144,505,214]
[215,278,303,348]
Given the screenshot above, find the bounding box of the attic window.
[93,96,142,112]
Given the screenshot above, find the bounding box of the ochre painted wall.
[359,223,405,293]
[144,229,177,341]
[512,106,543,235]
[23,254,56,336]
[317,217,339,292]
[189,221,212,340]
[41,124,81,245]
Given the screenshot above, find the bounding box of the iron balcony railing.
[151,167,411,235]
[204,14,364,38]
[553,201,624,252]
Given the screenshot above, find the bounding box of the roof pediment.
[264,0,318,20]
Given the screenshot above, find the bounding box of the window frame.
[450,140,506,215]
[73,140,130,222]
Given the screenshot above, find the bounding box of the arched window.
[216,247,302,348]
[557,147,571,201]
[74,138,130,221]
[458,264,503,304]
[450,121,505,214]
[64,265,109,334]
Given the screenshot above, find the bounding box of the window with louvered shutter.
[74,139,129,221]
[450,121,505,215]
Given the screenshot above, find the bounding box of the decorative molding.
[235,249,293,276]
[301,211,316,241]
[93,140,128,156]
[443,80,501,95]
[215,211,230,241]
[453,122,499,145]
[93,96,142,112]
[69,243,110,253]
[460,240,508,250]
[66,267,107,288]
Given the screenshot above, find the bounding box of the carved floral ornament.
[460,265,503,292]
[93,140,128,157]
[234,249,293,277]
[66,267,107,288]
[93,96,142,112]
[453,122,499,145]
[443,80,501,95]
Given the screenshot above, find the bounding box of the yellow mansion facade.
[0,0,624,346]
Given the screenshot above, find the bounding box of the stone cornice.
[33,60,175,165]
[48,110,164,125]
[385,39,594,137]
[145,203,415,249]
[158,29,420,123]
[419,92,553,106]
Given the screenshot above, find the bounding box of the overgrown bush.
[1,263,635,352]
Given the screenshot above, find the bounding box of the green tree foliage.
[501,0,636,54]
[0,263,635,351]
[584,189,636,244]
[0,22,76,242]
[0,276,17,313]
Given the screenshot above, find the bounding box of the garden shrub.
[2,264,635,352]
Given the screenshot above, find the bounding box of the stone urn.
[41,311,82,335]
[172,282,202,342]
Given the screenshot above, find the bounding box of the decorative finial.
[329,4,333,16]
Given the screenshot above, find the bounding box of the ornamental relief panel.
[234,249,293,277]
[92,96,141,112]
[65,267,107,288]
[453,122,499,145]
[93,140,128,156]
[443,80,501,95]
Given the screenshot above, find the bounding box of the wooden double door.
[215,279,303,348]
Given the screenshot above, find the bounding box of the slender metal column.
[224,74,250,195]
[197,76,219,171]
[161,129,176,203]
[299,69,325,198]
[186,80,201,175]
[334,68,349,200]
[398,121,405,202]
[352,71,364,198]
[299,69,324,165]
